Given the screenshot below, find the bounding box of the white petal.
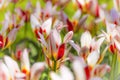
[8,28,18,42]
[60,65,74,80]
[80,31,92,48]
[72,59,86,80]
[87,50,100,67]
[106,21,116,34]
[55,22,66,32]
[63,31,73,43]
[21,49,30,73]
[69,40,80,54]
[72,9,81,20]
[38,32,47,47]
[0,61,10,80]
[15,72,26,79]
[1,12,10,34]
[99,8,105,20]
[78,0,85,6]
[114,39,120,51]
[96,37,105,50]
[90,77,102,80]
[50,72,62,80]
[30,62,45,80]
[52,29,61,45]
[4,56,20,79]
[110,9,119,23]
[45,1,52,15]
[35,1,41,16]
[41,18,52,35]
[30,14,40,29]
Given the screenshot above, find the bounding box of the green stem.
[53,60,57,72]
[110,53,117,80]
[117,59,120,76]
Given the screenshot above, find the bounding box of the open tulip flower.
[37,18,73,71]
[72,57,110,80]
[69,31,105,67]
[0,49,45,80]
[0,11,24,49]
[72,0,100,17]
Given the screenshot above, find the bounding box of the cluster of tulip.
[0,0,120,80]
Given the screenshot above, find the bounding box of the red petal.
[57,44,65,60]
[84,66,91,80]
[0,35,4,48]
[67,19,73,31]
[16,50,22,60]
[96,4,100,17]
[109,43,116,54]
[35,27,43,39]
[76,0,83,10]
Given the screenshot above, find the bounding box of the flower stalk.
[110,53,117,80]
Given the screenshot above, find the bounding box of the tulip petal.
[106,21,116,34]
[30,62,45,80]
[4,56,20,79]
[87,50,100,67]
[66,18,73,31]
[21,49,30,75]
[30,14,40,29]
[69,40,80,54]
[90,77,102,80]
[38,32,47,47]
[63,31,73,43]
[72,59,86,80]
[15,72,26,80]
[72,9,81,20]
[57,43,65,60]
[52,29,61,46]
[50,72,62,80]
[92,64,110,77]
[41,18,52,35]
[0,61,10,80]
[60,65,74,80]
[81,31,92,48]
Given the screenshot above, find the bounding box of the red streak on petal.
[35,28,43,39]
[84,66,91,80]
[16,50,22,60]
[0,35,4,48]
[45,13,50,18]
[89,46,92,52]
[35,29,39,38]
[114,20,118,25]
[109,43,116,54]
[66,19,73,31]
[96,4,99,17]
[86,1,91,10]
[57,44,65,60]
[76,0,83,10]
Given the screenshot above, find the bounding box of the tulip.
[0,49,45,80]
[69,31,104,67]
[72,57,110,80]
[50,65,74,80]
